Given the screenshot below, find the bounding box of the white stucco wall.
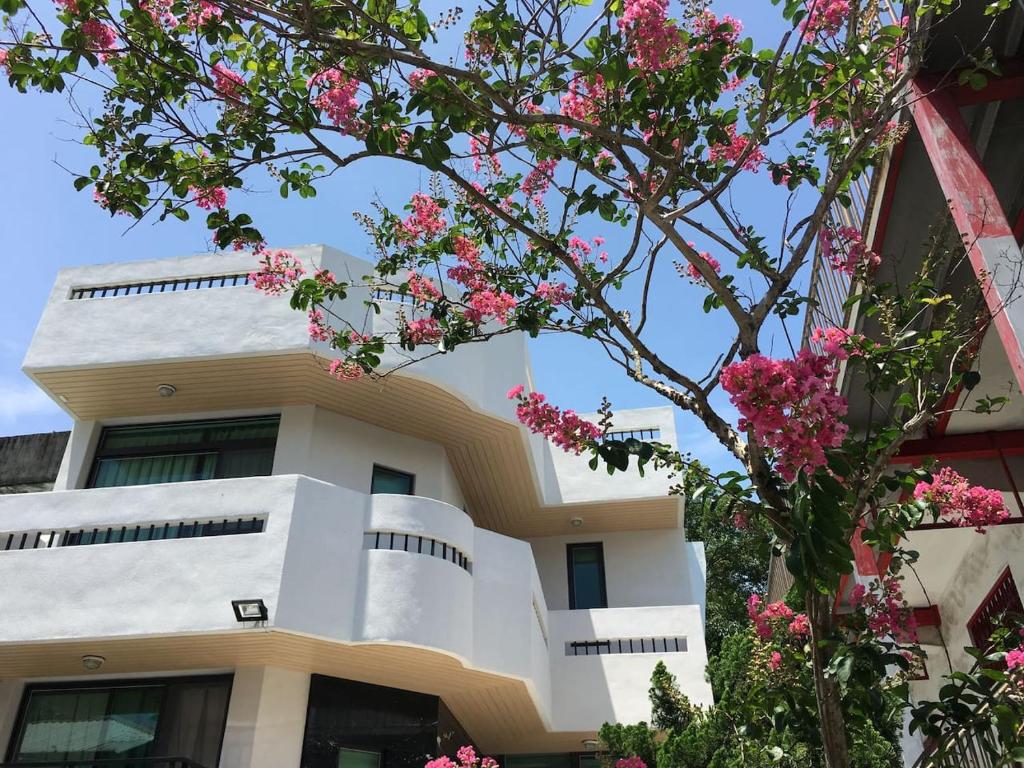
[220,666,310,768]
[529,531,707,614]
[274,405,466,507]
[908,523,1024,704]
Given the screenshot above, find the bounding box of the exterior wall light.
[580,739,600,750]
[232,598,268,623]
[156,383,177,397]
[570,517,584,528]
[81,654,105,671]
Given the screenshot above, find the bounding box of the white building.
[0,245,713,768]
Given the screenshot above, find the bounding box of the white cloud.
[0,379,63,424]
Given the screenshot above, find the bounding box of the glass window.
[339,748,381,768]
[88,416,279,488]
[10,677,231,767]
[370,465,415,495]
[567,543,607,610]
[505,755,574,768]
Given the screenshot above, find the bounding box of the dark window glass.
[567,543,607,610]
[9,677,231,767]
[88,417,279,488]
[370,465,415,495]
[301,676,447,768]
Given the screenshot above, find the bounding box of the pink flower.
[0,49,10,77]
[819,226,880,276]
[447,236,518,325]
[328,358,364,381]
[615,757,646,768]
[400,193,447,241]
[507,385,525,400]
[307,308,332,342]
[708,125,765,172]
[800,0,850,42]
[407,271,442,303]
[521,158,558,206]
[747,594,763,620]
[408,68,436,90]
[469,134,502,176]
[684,246,721,283]
[769,651,782,671]
[212,62,245,101]
[810,327,869,360]
[81,20,119,62]
[560,75,610,128]
[456,747,478,766]
[249,249,305,294]
[309,68,362,136]
[788,613,811,637]
[508,389,601,454]
[405,317,443,345]
[190,184,227,210]
[720,350,848,482]
[186,0,222,29]
[618,0,680,71]
[1007,646,1024,672]
[914,467,1009,532]
[426,759,457,768]
[54,0,78,12]
[854,576,917,642]
[536,281,573,305]
[140,0,178,28]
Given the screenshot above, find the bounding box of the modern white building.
[0,245,713,768]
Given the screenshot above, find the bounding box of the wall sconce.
[232,599,268,623]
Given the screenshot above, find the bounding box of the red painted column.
[909,77,1024,392]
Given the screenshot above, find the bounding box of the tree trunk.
[807,589,851,768]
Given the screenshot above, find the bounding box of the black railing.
[69,273,252,300]
[372,288,415,304]
[603,428,661,442]
[565,636,687,656]
[1,758,209,768]
[1,516,265,551]
[363,530,472,573]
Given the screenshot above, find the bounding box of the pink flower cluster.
[407,271,442,304]
[691,10,743,49]
[0,49,10,77]
[618,0,680,71]
[464,31,496,63]
[536,281,573,305]
[810,326,868,360]
[852,576,917,642]
[186,0,222,29]
[189,184,227,210]
[82,20,119,62]
[249,249,305,294]
[405,317,443,345]
[521,158,558,206]
[747,595,811,641]
[684,245,721,283]
[720,350,848,482]
[212,62,245,101]
[447,236,517,324]
[1008,638,1024,674]
[469,134,502,175]
[408,68,436,90]
[309,68,362,135]
[913,466,1009,532]
[560,74,610,128]
[54,0,78,12]
[307,308,332,342]
[566,235,608,266]
[426,746,498,768]
[329,358,364,381]
[800,0,850,42]
[708,125,765,172]
[819,226,880,276]
[507,387,601,454]
[400,193,447,241]
[615,758,646,768]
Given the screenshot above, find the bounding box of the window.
[370,465,415,495]
[339,748,381,768]
[88,416,279,489]
[968,567,1023,647]
[567,542,607,610]
[7,676,231,767]
[505,755,573,768]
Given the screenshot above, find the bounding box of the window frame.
[967,566,1023,648]
[86,415,280,489]
[566,542,608,610]
[370,464,416,496]
[5,674,234,765]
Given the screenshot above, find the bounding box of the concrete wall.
[529,531,707,614]
[0,432,69,492]
[274,405,466,508]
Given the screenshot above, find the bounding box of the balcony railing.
[69,273,252,299]
[1,516,266,551]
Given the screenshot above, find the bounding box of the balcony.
[0,475,710,751]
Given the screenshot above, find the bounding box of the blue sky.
[0,1,808,473]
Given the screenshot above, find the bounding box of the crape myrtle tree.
[4,0,1024,763]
